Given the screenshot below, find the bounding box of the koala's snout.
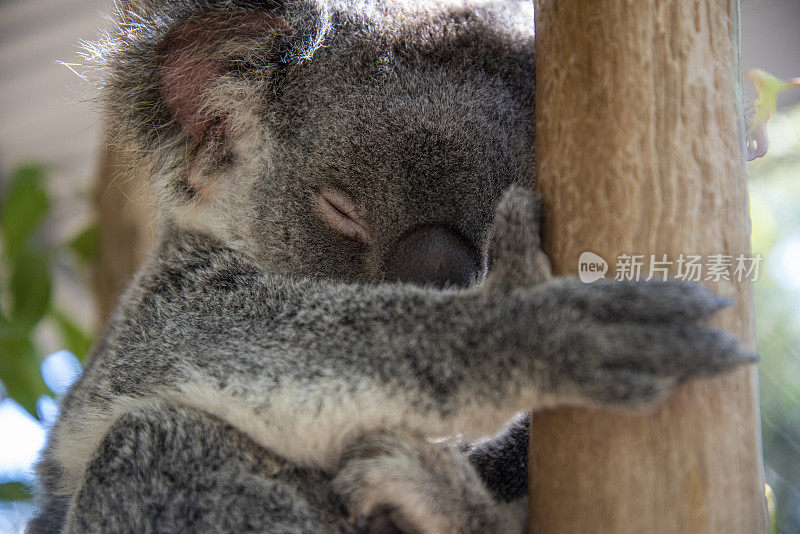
[386,225,481,289]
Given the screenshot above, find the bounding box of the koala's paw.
[334,431,514,534]
[536,278,758,407]
[485,186,552,291]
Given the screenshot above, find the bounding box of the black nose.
[386,225,482,289]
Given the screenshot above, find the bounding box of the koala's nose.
[387,225,482,289]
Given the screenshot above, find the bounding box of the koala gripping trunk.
[529,1,766,533]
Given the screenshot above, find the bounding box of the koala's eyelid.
[316,189,372,245]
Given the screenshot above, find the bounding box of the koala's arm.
[58,189,754,477]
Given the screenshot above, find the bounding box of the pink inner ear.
[159,12,290,141]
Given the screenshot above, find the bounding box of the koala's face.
[108,1,535,287]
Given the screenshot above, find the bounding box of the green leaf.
[1,164,49,259]
[50,308,93,361]
[0,482,33,501]
[67,224,100,264]
[748,69,800,134]
[0,329,48,417]
[9,249,51,327]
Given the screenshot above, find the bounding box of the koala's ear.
[158,11,290,142]
[105,2,327,202]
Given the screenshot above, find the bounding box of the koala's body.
[32,1,754,532]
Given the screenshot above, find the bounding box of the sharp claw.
[557,279,737,324]
[688,349,759,379]
[713,294,735,307]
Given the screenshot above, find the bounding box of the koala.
[31,0,756,532]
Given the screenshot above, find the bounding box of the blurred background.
[1,0,799,532]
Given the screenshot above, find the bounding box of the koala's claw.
[482,188,755,409]
[486,186,552,290]
[528,278,756,407]
[552,278,734,324]
[562,323,757,405]
[354,506,403,534]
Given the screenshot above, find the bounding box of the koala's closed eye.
[316,188,373,244]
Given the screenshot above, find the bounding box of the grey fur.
[32,1,755,532]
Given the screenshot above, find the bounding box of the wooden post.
[94,143,157,324]
[529,1,766,532]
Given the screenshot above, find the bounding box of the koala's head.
[104,0,535,288]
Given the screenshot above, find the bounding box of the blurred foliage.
[767,483,778,534]
[748,104,800,534]
[747,70,800,160]
[0,164,97,416]
[0,483,33,503]
[748,69,800,134]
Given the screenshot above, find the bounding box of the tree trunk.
[94,143,157,324]
[528,1,766,533]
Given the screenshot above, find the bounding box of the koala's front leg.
[78,189,755,474]
[257,192,749,461]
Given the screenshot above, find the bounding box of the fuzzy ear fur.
[156,10,290,195]
[158,12,290,141]
[100,0,330,203]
